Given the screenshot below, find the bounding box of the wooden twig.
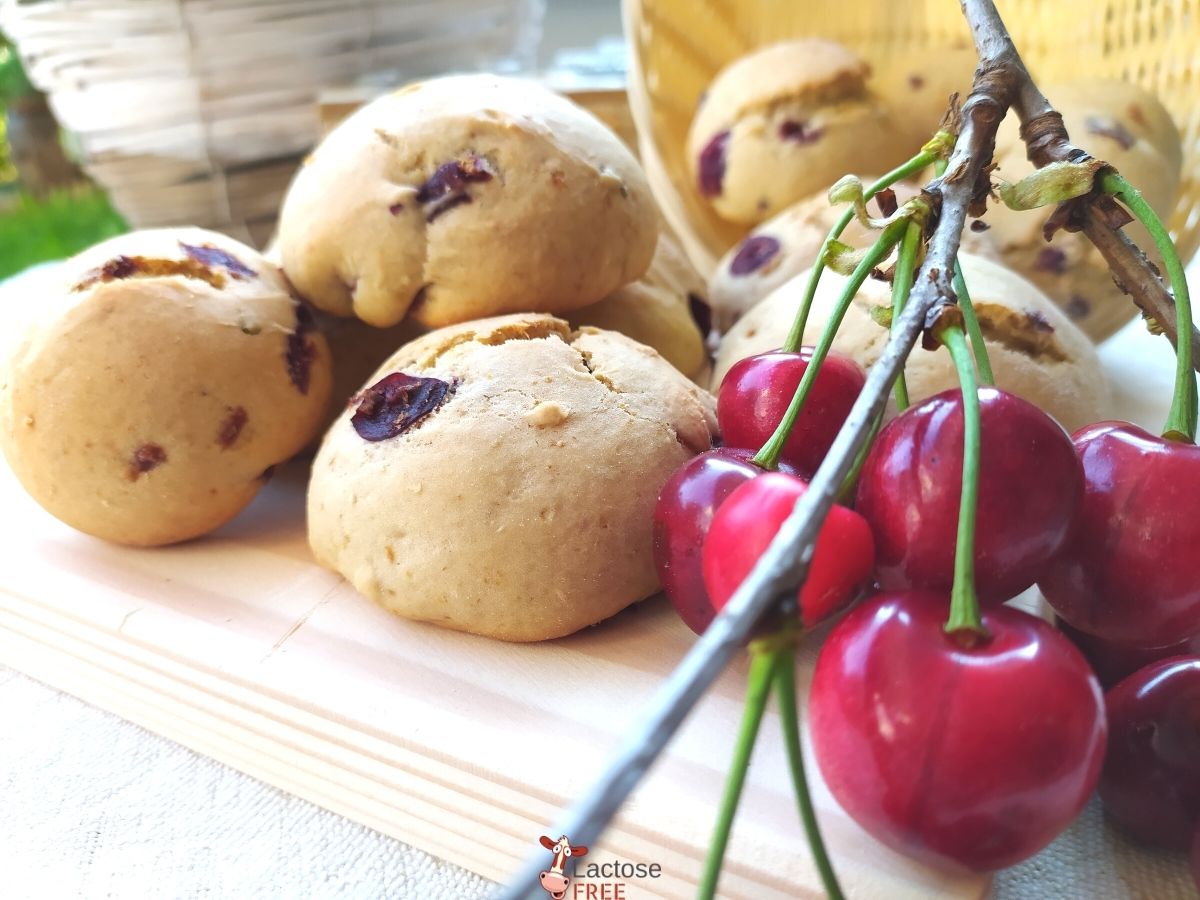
[496,3,1024,897]
[972,0,1200,370]
[499,1,1195,896]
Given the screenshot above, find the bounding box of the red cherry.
[1039,422,1200,647]
[856,387,1083,603]
[716,349,865,477]
[1098,656,1200,850]
[701,471,875,627]
[1056,617,1200,689]
[653,448,761,634]
[809,591,1106,872]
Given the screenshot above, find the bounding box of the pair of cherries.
[1032,422,1200,856]
[653,349,873,635]
[654,346,1108,872]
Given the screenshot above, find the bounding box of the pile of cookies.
[0,75,715,642]
[0,42,1178,643]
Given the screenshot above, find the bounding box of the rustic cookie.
[985,80,1182,341]
[276,75,658,329]
[708,178,996,332]
[307,313,717,642]
[0,228,332,546]
[713,252,1108,432]
[569,232,710,381]
[686,39,900,225]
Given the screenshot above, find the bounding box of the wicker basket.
[0,0,544,247]
[624,0,1200,277]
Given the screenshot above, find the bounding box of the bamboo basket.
[0,0,544,247]
[624,0,1200,277]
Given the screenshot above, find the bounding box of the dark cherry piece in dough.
[351,372,453,442]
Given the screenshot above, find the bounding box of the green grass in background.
[0,186,128,279]
[1,33,129,280]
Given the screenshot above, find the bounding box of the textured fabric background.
[2,664,1195,899]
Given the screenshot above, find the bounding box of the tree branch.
[499,2,1195,895]
[987,2,1200,370]
[498,4,1022,897]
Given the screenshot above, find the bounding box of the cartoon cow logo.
[538,833,588,899]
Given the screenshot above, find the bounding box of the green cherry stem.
[838,209,932,499]
[836,409,884,504]
[934,156,996,386]
[952,260,996,385]
[939,322,988,641]
[697,648,778,900]
[775,647,846,900]
[890,220,923,411]
[1100,170,1197,443]
[782,148,941,352]
[753,218,907,471]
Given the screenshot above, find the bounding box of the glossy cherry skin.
[653,448,761,634]
[1098,656,1200,850]
[809,591,1107,872]
[1040,422,1200,647]
[702,471,875,628]
[856,387,1083,604]
[717,349,865,477]
[1057,618,1200,689]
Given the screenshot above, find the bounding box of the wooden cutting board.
[0,321,1171,900]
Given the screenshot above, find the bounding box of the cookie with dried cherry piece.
[276,75,658,330]
[0,227,332,545]
[686,39,899,225]
[307,313,716,642]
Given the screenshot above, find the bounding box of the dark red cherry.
[702,471,874,628]
[809,590,1106,872]
[1056,618,1200,689]
[856,387,1082,604]
[1040,422,1200,647]
[652,448,761,634]
[1098,656,1200,850]
[716,349,865,478]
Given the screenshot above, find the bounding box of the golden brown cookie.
[0,228,332,546]
[686,40,900,225]
[713,253,1108,432]
[277,75,658,329]
[307,313,716,642]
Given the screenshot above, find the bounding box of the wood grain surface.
[0,471,986,899]
[0,321,1171,899]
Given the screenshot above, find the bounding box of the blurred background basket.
[0,0,545,247]
[624,0,1200,277]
